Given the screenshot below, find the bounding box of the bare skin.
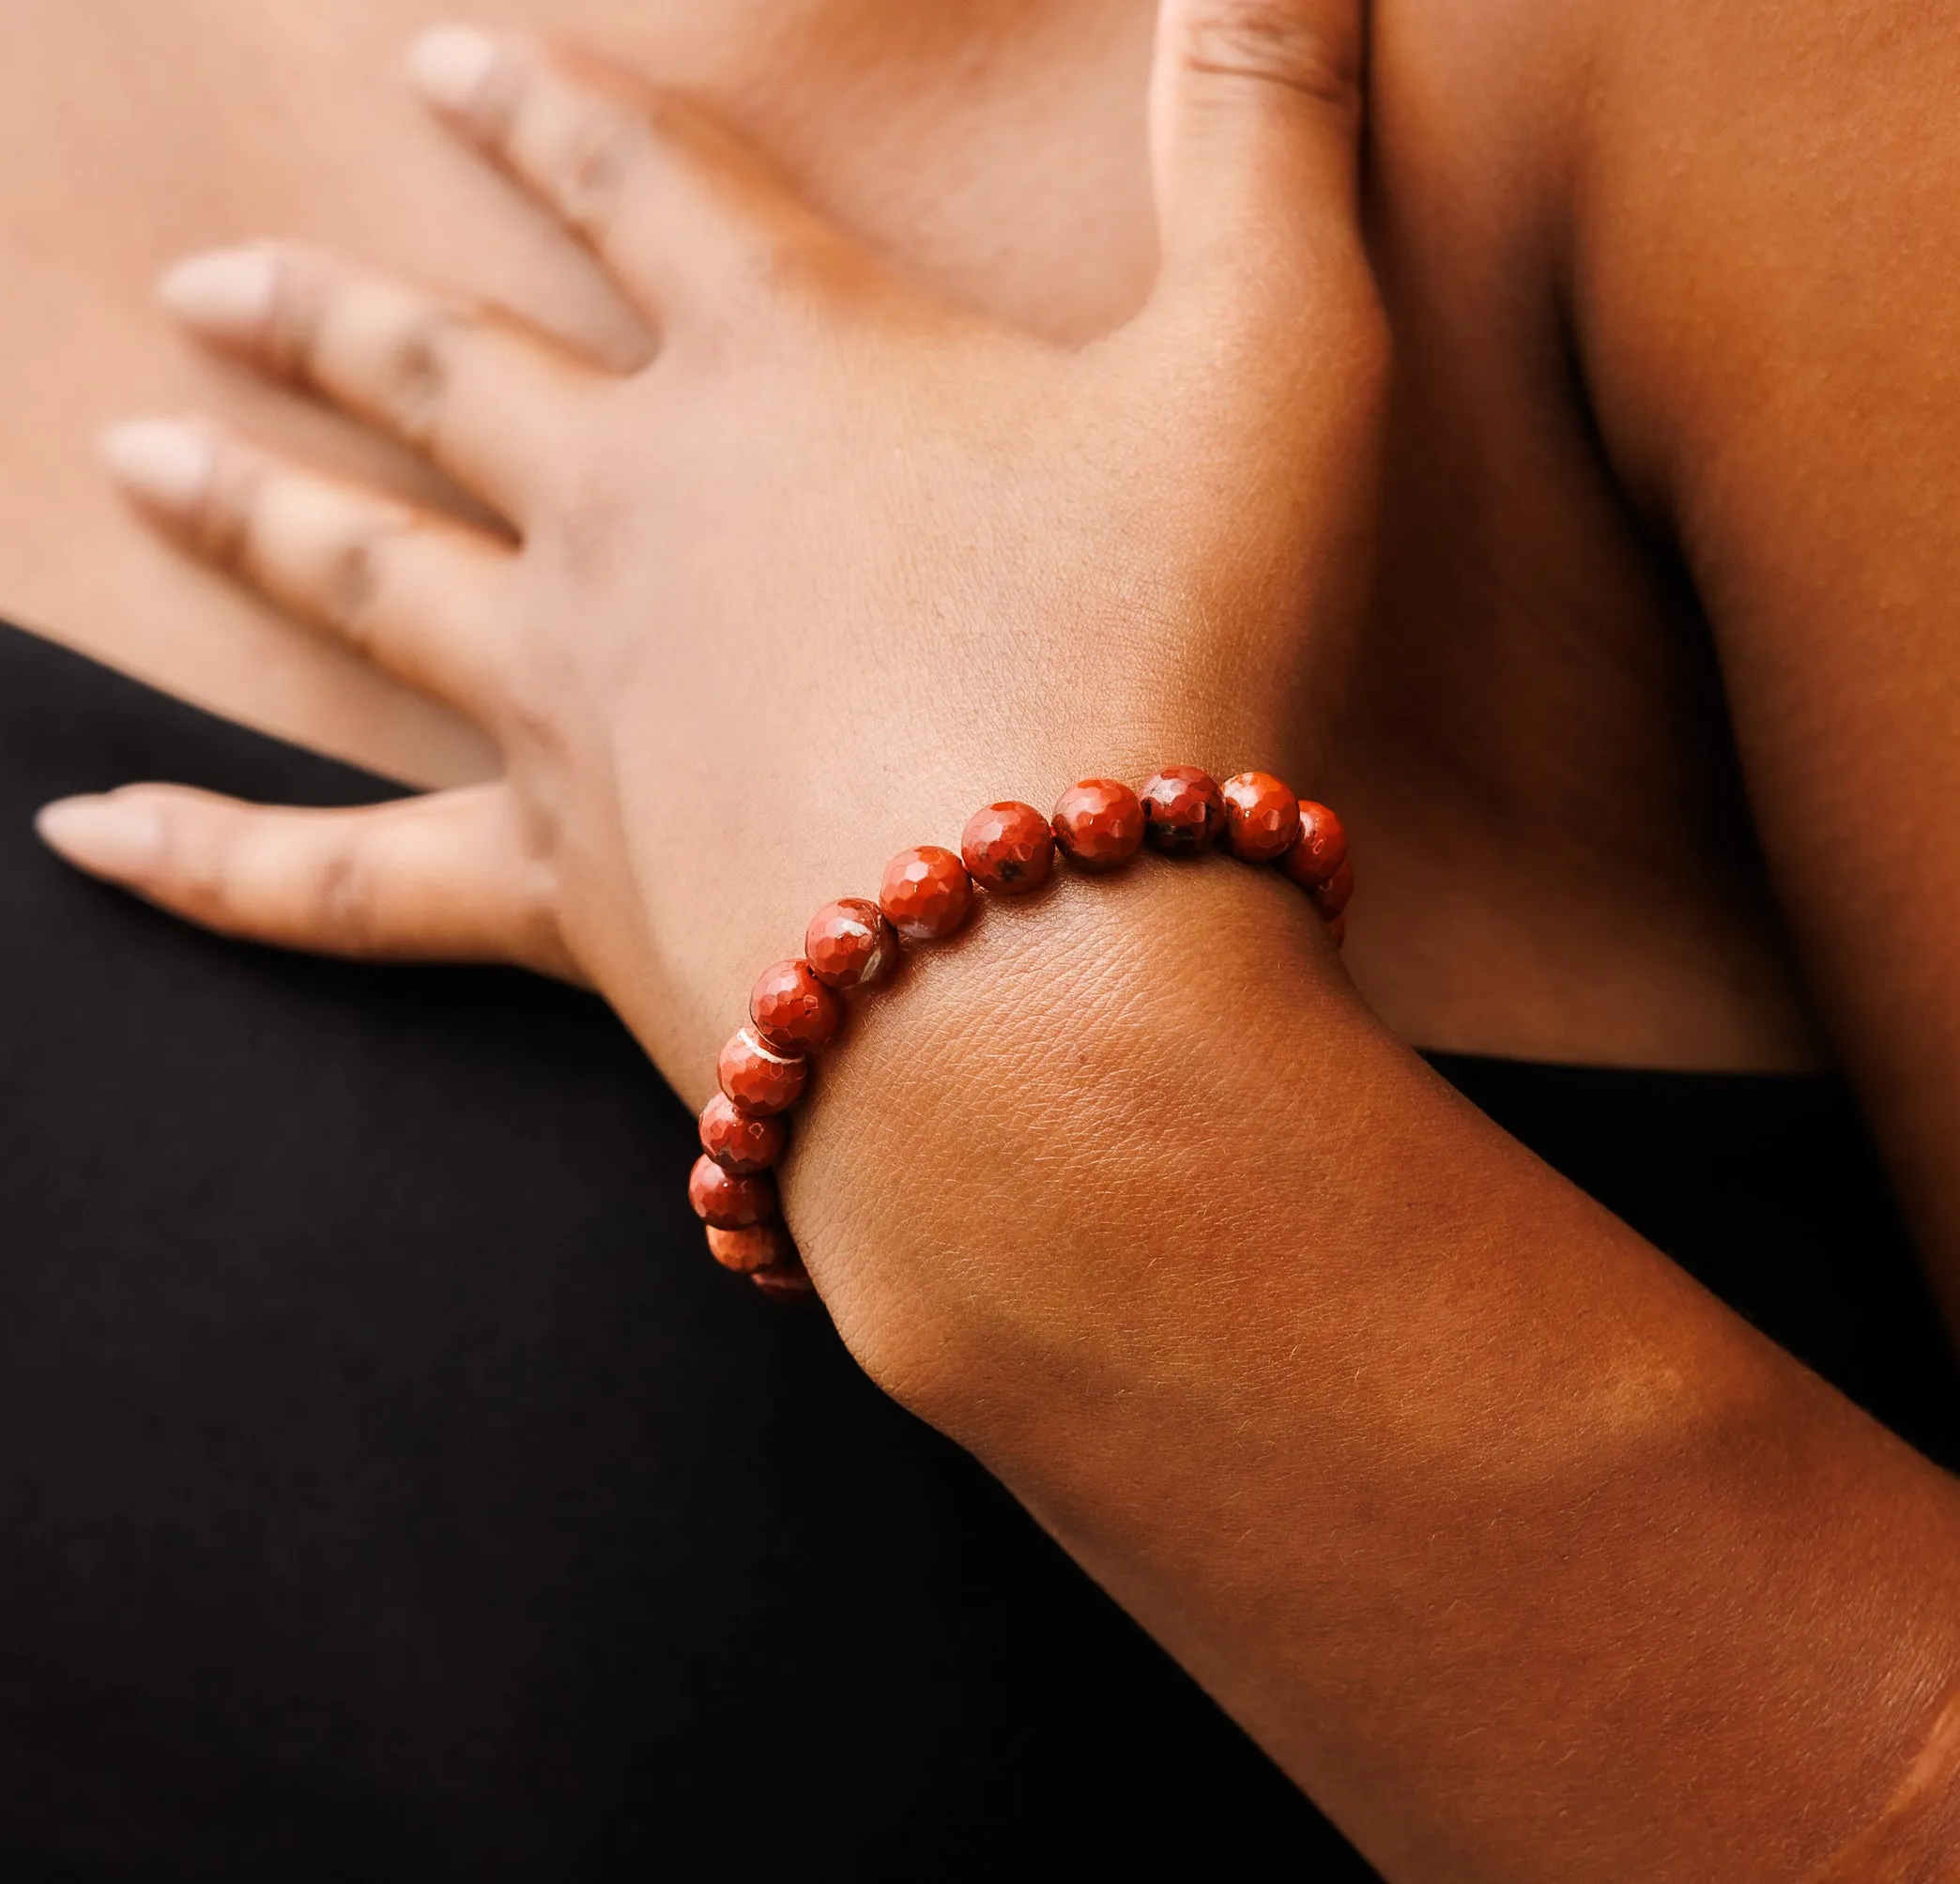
[29,8,1960,1877]
[0,0,1818,1077]
[22,0,1960,1878]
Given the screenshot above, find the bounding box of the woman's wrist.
[687,764,1352,1293]
[784,849,1361,1422]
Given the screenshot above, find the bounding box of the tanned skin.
[20,0,1960,1876]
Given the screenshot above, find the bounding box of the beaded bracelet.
[689,769,1351,1296]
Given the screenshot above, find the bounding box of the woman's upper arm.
[1571,0,1960,1308]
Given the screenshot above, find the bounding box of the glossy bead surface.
[717,1026,808,1116]
[804,898,895,990]
[1050,779,1145,871]
[1310,858,1355,921]
[749,957,845,1054]
[689,1156,775,1231]
[880,845,973,941]
[961,802,1056,896]
[706,1222,789,1274]
[1220,772,1300,863]
[699,1092,786,1175]
[1141,767,1226,856]
[1279,799,1349,890]
[750,1254,816,1299]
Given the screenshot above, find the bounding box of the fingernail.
[36,795,164,879]
[408,25,500,113]
[157,246,277,340]
[99,419,216,515]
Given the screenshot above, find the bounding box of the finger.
[159,240,593,518]
[407,26,839,328]
[35,783,575,977]
[101,418,514,720]
[1146,0,1370,330]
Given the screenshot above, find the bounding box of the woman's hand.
[42,14,1960,1873]
[40,0,1381,1099]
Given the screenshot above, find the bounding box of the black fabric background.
[1,618,1953,1878]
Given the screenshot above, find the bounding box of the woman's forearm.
[798,856,1960,1879]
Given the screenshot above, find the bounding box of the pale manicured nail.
[157,246,278,340]
[36,795,164,880]
[408,25,501,113]
[100,419,216,515]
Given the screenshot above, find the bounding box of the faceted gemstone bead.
[1220,772,1300,863]
[1140,766,1226,856]
[1050,779,1145,871]
[1279,799,1349,890]
[689,1155,775,1231]
[960,802,1056,896]
[749,957,845,1054]
[880,845,973,941]
[717,1026,808,1116]
[1310,858,1355,921]
[804,898,895,990]
[699,1092,787,1175]
[706,1221,789,1274]
[750,1254,816,1299]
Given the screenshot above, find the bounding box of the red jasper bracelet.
[690,770,1351,1296]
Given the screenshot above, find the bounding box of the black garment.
[0,617,1953,1880]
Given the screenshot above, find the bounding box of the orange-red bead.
[1051,779,1145,871]
[749,957,845,1055]
[804,898,895,990]
[1327,912,1348,949]
[699,1092,786,1175]
[689,1156,775,1231]
[1140,766,1226,856]
[706,1222,790,1274]
[880,845,973,941]
[717,1026,808,1116]
[1279,800,1349,890]
[750,1254,817,1299]
[1310,859,1355,921]
[961,802,1056,896]
[1220,772,1300,863]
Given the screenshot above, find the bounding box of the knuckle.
[312,843,380,953]
[546,106,651,243]
[192,449,265,573]
[320,515,409,651]
[151,807,233,922]
[265,249,334,384]
[1180,2,1362,115]
[375,309,469,447]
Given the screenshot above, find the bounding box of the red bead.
[1327,912,1348,949]
[1310,858,1355,921]
[699,1092,786,1175]
[804,898,895,990]
[750,1254,817,1299]
[1140,767,1226,856]
[880,845,973,941]
[960,802,1056,896]
[1050,779,1144,871]
[1279,800,1349,890]
[717,1026,808,1115]
[689,1156,775,1231]
[1219,772,1300,863]
[706,1222,789,1274]
[749,957,845,1054]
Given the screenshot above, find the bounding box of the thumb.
[1147,0,1368,324]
